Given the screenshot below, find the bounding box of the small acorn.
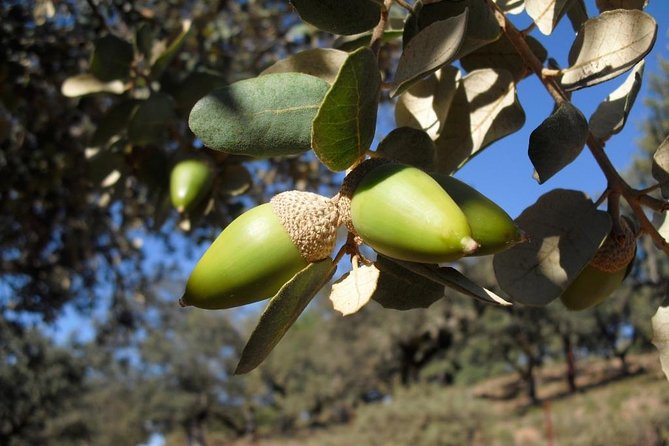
[338,159,478,263]
[180,191,339,310]
[170,159,214,214]
[560,219,636,311]
[431,174,524,256]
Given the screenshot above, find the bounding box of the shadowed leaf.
[376,127,436,171]
[90,34,134,82]
[460,34,547,80]
[391,11,468,97]
[589,60,644,141]
[150,20,193,80]
[493,189,611,306]
[394,67,460,139]
[128,93,175,146]
[372,257,445,311]
[526,0,571,35]
[651,292,669,381]
[289,0,381,35]
[595,0,647,13]
[435,68,525,174]
[529,102,588,184]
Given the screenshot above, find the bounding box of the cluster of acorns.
[173,158,636,311]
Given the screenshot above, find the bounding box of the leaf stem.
[370,0,393,56]
[486,0,669,255]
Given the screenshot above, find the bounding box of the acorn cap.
[590,218,636,273]
[270,190,340,263]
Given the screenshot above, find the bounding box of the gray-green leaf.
[128,93,175,146]
[589,60,644,141]
[189,73,330,158]
[435,68,525,174]
[372,257,444,311]
[90,34,134,82]
[529,102,588,184]
[261,48,348,85]
[562,10,657,91]
[289,0,381,35]
[651,136,669,199]
[493,0,525,14]
[235,259,336,374]
[392,11,468,97]
[493,189,611,306]
[312,47,380,171]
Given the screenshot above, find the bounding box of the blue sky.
[48,1,669,344]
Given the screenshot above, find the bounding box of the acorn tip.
[461,236,480,255]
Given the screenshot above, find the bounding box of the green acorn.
[338,159,477,263]
[170,159,214,214]
[180,191,339,310]
[432,174,524,256]
[560,220,636,311]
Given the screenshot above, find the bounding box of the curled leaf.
[329,264,380,316]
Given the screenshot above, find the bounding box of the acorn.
[431,174,524,256]
[180,191,339,310]
[560,219,636,311]
[338,159,478,263]
[170,159,214,214]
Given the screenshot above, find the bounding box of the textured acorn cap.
[590,218,636,273]
[271,190,340,262]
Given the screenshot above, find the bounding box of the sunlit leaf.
[589,60,644,141]
[235,259,336,374]
[371,257,444,311]
[651,136,669,199]
[529,102,588,184]
[128,93,176,146]
[312,47,380,171]
[189,73,329,158]
[562,10,657,91]
[261,48,348,84]
[493,189,611,306]
[394,67,460,139]
[329,264,380,316]
[289,0,381,35]
[376,127,436,171]
[391,11,468,97]
[150,20,193,80]
[61,74,125,97]
[434,68,525,174]
[526,0,571,35]
[90,34,134,82]
[651,292,669,381]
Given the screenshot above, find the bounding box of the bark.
[562,334,577,393]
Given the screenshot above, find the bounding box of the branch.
[486,0,669,255]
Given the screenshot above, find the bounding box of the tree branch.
[486,0,669,255]
[370,0,393,56]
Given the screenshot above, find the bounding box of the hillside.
[209,354,669,446]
